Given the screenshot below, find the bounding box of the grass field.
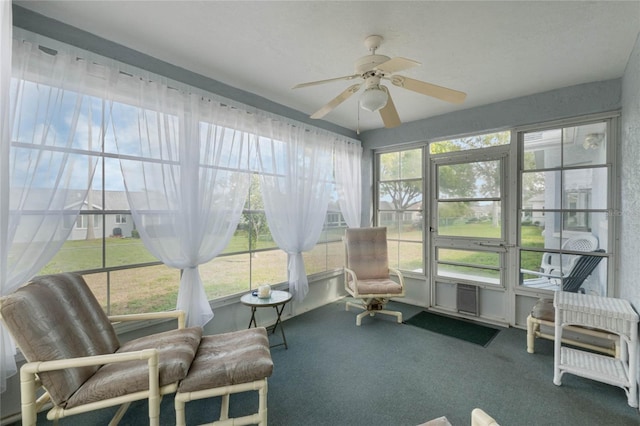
[40,224,545,314]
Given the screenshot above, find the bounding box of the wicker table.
[553,291,639,408]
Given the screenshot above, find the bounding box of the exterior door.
[429,147,511,323]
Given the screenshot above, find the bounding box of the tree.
[242,174,269,254]
[378,149,422,210]
[522,152,545,199]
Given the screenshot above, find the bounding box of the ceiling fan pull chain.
[356,100,361,135]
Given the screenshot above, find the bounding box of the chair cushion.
[0,273,120,407]
[530,298,555,322]
[178,327,273,393]
[349,278,403,295]
[345,227,390,280]
[65,327,202,408]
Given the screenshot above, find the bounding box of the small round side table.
[240,290,292,349]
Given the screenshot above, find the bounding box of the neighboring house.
[378,200,422,228]
[66,190,134,240]
[522,193,545,226]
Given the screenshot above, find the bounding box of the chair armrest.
[520,268,565,279]
[388,267,406,289]
[19,349,160,425]
[344,267,359,296]
[345,266,406,296]
[21,348,159,375]
[109,310,186,329]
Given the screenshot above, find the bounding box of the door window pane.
[438,249,500,268]
[436,249,501,285]
[437,201,501,238]
[438,160,500,199]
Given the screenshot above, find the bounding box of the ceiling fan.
[293,35,467,129]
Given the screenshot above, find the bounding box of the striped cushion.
[66,327,202,408]
[178,327,273,392]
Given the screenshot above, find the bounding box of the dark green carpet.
[404,311,500,347]
[12,301,640,425]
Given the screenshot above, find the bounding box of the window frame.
[515,112,619,296]
[26,97,348,316]
[374,146,426,274]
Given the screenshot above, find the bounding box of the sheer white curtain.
[1,38,101,392]
[0,0,13,393]
[257,121,334,302]
[335,140,362,228]
[111,81,251,327]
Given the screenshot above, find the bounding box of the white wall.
[620,31,640,310]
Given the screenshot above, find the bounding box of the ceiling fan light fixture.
[360,86,388,112]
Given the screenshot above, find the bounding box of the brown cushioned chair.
[343,227,405,326]
[0,273,273,425]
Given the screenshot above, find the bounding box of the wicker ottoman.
[175,327,274,426]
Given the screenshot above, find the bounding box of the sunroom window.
[375,147,424,273]
[518,119,612,296]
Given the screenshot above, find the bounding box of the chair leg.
[345,300,361,312]
[220,393,230,421]
[355,310,369,326]
[379,309,402,323]
[19,369,38,426]
[108,402,132,426]
[527,314,536,354]
[175,379,269,426]
[175,397,187,426]
[348,299,402,325]
[258,379,268,426]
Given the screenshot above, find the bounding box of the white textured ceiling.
[14,1,640,132]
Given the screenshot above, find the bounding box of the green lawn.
[41,224,545,314]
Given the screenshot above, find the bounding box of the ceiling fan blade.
[310,83,362,119]
[292,74,360,89]
[379,87,401,129]
[390,75,467,104]
[375,57,421,74]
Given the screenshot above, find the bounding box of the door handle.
[477,242,504,247]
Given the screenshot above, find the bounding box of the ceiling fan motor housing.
[355,54,391,75]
